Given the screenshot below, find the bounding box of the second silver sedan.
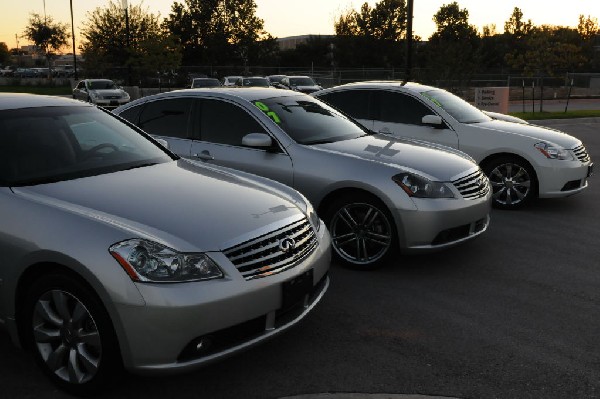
[115,88,492,269]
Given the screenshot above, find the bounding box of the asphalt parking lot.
[0,118,598,399]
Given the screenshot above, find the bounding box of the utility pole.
[405,0,414,83]
[70,0,78,80]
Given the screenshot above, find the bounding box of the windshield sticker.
[253,101,281,124]
[421,92,443,108]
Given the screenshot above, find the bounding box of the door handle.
[193,150,214,161]
[378,128,391,134]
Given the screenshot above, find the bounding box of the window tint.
[378,91,433,125]
[138,98,193,139]
[254,96,366,144]
[319,90,371,120]
[118,105,142,125]
[200,100,266,146]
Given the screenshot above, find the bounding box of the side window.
[378,91,433,125]
[138,98,193,139]
[118,105,142,125]
[318,90,371,120]
[200,100,266,146]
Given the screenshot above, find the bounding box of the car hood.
[295,86,321,93]
[311,135,477,181]
[12,160,305,252]
[473,120,581,148]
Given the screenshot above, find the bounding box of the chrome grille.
[224,218,318,281]
[573,145,590,163]
[452,169,490,199]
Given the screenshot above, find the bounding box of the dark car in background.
[281,76,323,94]
[191,78,222,88]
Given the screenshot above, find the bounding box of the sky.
[1,0,599,51]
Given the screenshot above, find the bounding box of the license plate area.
[281,269,313,310]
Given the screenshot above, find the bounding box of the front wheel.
[483,156,537,210]
[22,273,122,395]
[324,193,397,270]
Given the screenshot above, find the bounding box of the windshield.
[0,106,173,186]
[268,75,285,84]
[192,79,220,88]
[421,89,491,124]
[243,78,270,87]
[289,77,316,86]
[88,80,118,90]
[253,95,368,144]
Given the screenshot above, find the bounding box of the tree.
[0,42,10,66]
[23,13,69,77]
[334,0,406,41]
[423,2,480,88]
[164,0,274,68]
[578,15,600,70]
[506,25,586,76]
[333,0,407,68]
[504,7,533,38]
[80,1,181,83]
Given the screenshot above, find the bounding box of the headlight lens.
[393,173,455,198]
[534,142,574,160]
[109,239,223,282]
[306,201,321,231]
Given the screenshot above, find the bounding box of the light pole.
[405,0,414,83]
[69,0,78,80]
[121,0,131,86]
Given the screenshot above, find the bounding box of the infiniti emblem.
[279,237,296,253]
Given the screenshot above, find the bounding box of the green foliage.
[164,0,275,67]
[423,2,480,87]
[22,13,69,72]
[332,0,407,68]
[80,1,181,82]
[0,42,10,66]
[334,0,406,41]
[504,7,533,38]
[511,110,600,120]
[505,25,586,76]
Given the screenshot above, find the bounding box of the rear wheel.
[483,156,537,209]
[325,193,397,270]
[22,273,122,395]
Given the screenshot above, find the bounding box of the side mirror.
[155,138,170,149]
[242,133,272,148]
[422,115,444,128]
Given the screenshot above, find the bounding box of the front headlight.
[109,239,223,282]
[121,91,130,100]
[534,142,574,160]
[306,201,321,231]
[393,172,455,198]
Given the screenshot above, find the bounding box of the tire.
[482,156,537,210]
[324,193,397,270]
[22,273,122,396]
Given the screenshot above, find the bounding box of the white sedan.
[314,82,593,209]
[73,79,130,109]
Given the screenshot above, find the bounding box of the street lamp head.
[121,0,128,10]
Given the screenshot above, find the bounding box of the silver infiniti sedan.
[114,88,492,269]
[0,94,330,394]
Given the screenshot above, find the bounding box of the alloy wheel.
[330,202,392,265]
[489,162,532,206]
[32,290,102,385]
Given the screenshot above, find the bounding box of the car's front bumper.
[114,223,331,374]
[394,192,492,252]
[536,159,593,198]
[93,99,130,109]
